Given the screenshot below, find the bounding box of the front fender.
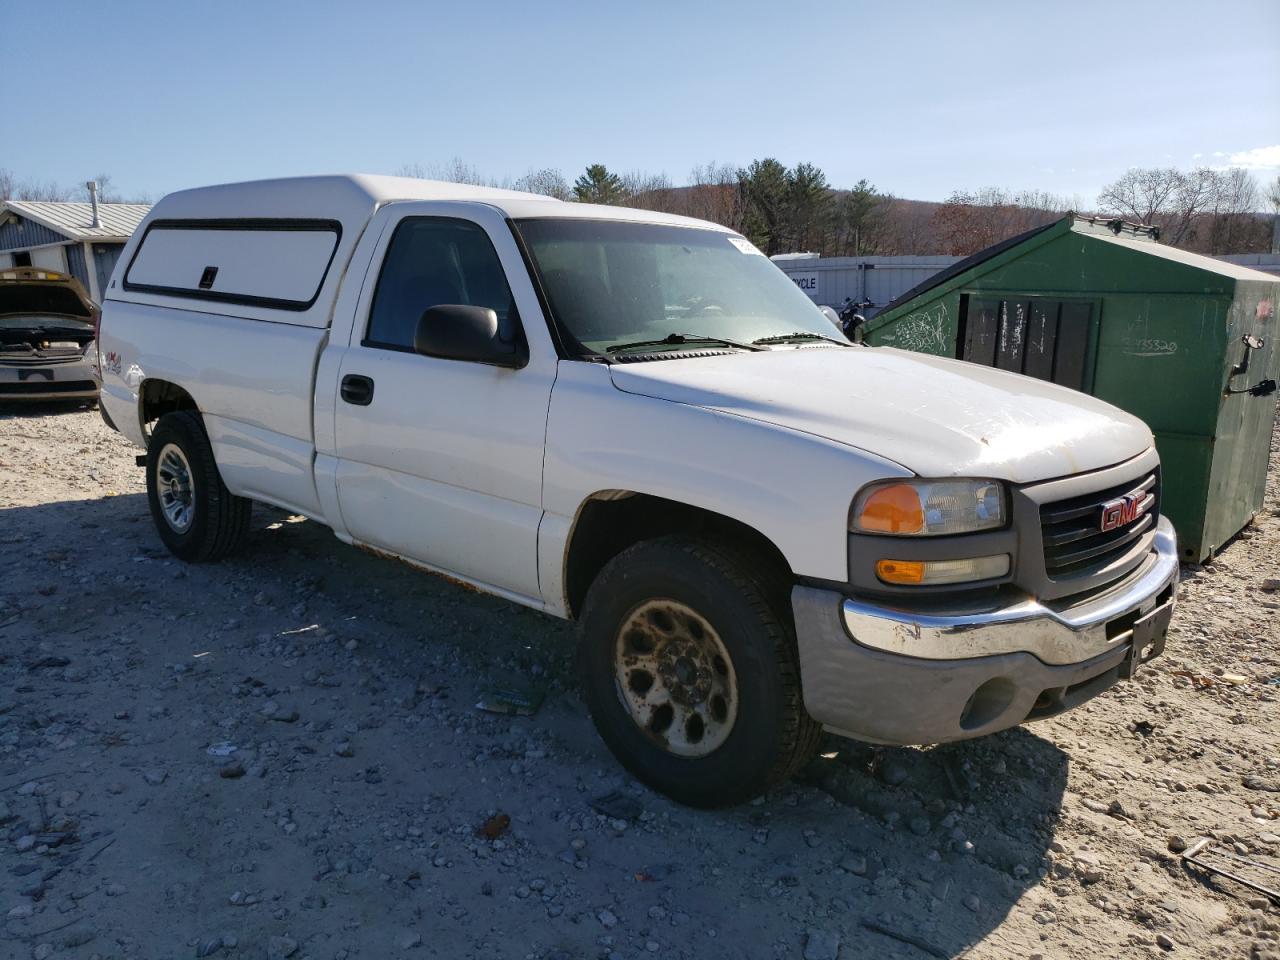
[541,362,910,598]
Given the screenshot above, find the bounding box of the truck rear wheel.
[145,410,251,562]
[577,537,821,807]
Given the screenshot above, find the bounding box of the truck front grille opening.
[1040,469,1159,584]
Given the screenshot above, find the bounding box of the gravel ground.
[0,403,1277,960]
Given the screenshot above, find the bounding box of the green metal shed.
[861,214,1279,562]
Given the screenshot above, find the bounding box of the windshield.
[514,219,846,356]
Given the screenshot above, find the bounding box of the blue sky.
[6,0,1278,204]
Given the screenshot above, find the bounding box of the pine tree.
[843,179,888,256]
[737,159,789,255]
[785,162,833,253]
[573,164,629,205]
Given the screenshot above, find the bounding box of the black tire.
[145,410,252,562]
[577,536,821,808]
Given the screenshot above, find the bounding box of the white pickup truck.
[98,175,1178,806]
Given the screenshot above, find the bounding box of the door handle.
[340,374,374,406]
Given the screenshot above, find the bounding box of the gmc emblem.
[1100,489,1152,532]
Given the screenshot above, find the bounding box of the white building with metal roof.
[0,196,150,302]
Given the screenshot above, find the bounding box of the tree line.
[398,158,1278,258]
[397,158,935,256]
[6,162,1276,258]
[0,171,149,205]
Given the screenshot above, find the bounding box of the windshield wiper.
[751,331,850,346]
[605,333,765,354]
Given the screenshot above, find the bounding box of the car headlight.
[852,479,1006,536]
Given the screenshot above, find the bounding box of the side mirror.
[413,304,528,368]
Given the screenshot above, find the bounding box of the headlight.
[852,479,1005,536]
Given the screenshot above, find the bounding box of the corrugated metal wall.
[94,244,124,296]
[1218,253,1280,277]
[773,256,961,317]
[65,244,90,292]
[0,217,66,253]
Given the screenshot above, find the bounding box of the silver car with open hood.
[0,267,99,402]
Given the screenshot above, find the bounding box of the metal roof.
[1090,231,1277,282]
[1,200,151,242]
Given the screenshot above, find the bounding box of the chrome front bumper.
[792,518,1179,746]
[841,517,1179,665]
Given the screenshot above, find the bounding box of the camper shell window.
[123,219,342,311]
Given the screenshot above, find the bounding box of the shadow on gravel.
[2,491,1069,959]
[0,399,99,420]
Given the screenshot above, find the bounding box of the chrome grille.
[1041,470,1159,579]
[0,353,83,366]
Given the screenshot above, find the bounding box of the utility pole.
[1269,176,1280,255]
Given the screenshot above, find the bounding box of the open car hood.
[0,268,97,322]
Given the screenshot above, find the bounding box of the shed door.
[959,295,1094,391]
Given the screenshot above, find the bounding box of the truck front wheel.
[145,410,252,562]
[577,537,821,807]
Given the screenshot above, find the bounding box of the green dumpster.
[862,215,1279,562]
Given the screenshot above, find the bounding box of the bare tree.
[619,170,675,210]
[1096,167,1185,225]
[0,170,111,203]
[879,198,936,255]
[1165,167,1220,246]
[1096,166,1224,245]
[684,162,744,231]
[1098,165,1269,253]
[1199,167,1260,253]
[396,158,497,186]
[929,187,1066,256]
[0,175,72,202]
[512,168,571,200]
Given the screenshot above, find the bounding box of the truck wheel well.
[564,493,792,619]
[139,380,198,433]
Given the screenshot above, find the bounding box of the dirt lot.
[0,404,1277,960]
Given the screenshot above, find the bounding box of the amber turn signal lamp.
[876,559,926,584]
[857,484,925,535]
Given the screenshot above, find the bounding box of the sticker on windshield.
[727,236,764,256]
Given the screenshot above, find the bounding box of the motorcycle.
[838,298,874,337]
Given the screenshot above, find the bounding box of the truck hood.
[608,346,1152,483]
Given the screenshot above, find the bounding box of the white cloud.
[1225,144,1280,169]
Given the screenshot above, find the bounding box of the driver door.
[328,203,556,602]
